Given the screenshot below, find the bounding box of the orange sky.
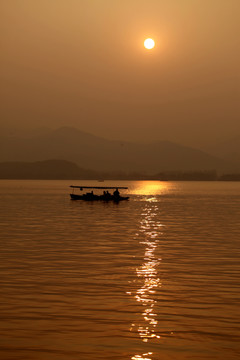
[1,0,239,146]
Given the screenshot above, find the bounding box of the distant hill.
[205,136,240,167]
[0,160,98,179]
[1,160,239,181]
[0,127,235,173]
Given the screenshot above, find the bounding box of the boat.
[70,185,129,202]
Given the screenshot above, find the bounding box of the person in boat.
[86,190,94,197]
[103,190,111,199]
[113,188,120,198]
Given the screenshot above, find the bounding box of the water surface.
[0,180,239,359]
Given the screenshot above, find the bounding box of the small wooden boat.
[70,185,129,202]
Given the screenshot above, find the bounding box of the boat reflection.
[129,201,163,359]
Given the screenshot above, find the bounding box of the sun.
[144,38,155,50]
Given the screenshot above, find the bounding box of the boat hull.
[70,193,129,202]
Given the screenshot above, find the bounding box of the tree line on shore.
[0,160,240,181]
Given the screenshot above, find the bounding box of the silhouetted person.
[103,190,111,200]
[113,188,120,198]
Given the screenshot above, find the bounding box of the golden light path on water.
[130,181,171,196]
[128,183,170,360]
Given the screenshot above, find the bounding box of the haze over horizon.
[1,0,240,148]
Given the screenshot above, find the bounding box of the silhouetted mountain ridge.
[0,127,236,173]
[0,160,98,179]
[1,160,239,181]
[206,136,240,166]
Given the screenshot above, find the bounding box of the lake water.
[0,180,239,360]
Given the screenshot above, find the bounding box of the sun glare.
[144,38,155,50]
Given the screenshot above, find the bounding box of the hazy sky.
[1,0,239,146]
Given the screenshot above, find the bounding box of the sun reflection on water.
[131,352,153,360]
[129,201,164,359]
[130,181,171,196]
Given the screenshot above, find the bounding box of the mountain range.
[0,127,239,174]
